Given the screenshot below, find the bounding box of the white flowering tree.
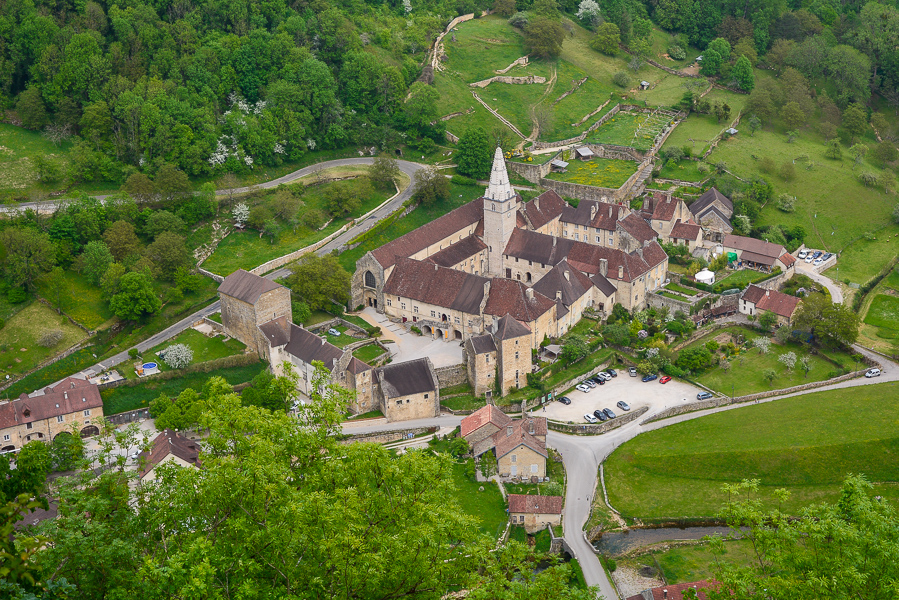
[207,93,296,170]
[233,203,250,228]
[162,344,193,369]
[576,0,602,26]
[778,351,797,371]
[753,336,771,354]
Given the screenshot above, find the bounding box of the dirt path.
[526,65,558,145]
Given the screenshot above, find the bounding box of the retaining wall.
[586,143,644,162]
[506,151,561,183]
[647,291,694,312]
[105,408,152,425]
[340,425,438,445]
[538,178,620,203]
[470,75,546,88]
[435,363,468,388]
[307,317,370,336]
[547,405,648,435]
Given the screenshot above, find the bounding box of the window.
[515,351,519,359]
[531,464,538,473]
[364,271,376,288]
[528,260,532,266]
[386,299,392,307]
[26,423,32,430]
[2,434,8,441]
[563,231,567,237]
[596,236,600,243]
[515,257,519,262]
[511,454,517,463]
[454,317,460,324]
[401,303,406,310]
[468,320,473,327]
[84,409,91,416]
[413,306,419,314]
[396,400,403,406]
[57,415,64,423]
[486,355,490,363]
[575,233,579,240]
[608,236,614,246]
[424,394,429,399]
[492,203,496,211]
[431,310,436,317]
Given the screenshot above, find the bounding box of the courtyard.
[356,308,464,368]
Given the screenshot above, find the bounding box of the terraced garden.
[544,158,638,188]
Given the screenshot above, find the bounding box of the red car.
[659,376,672,384]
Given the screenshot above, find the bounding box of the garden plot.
[544,158,638,188]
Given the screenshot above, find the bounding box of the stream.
[593,526,737,555]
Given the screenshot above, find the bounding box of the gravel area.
[611,564,664,598]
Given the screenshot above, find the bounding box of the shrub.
[509,11,529,28]
[410,326,422,335]
[128,348,140,359]
[451,174,478,186]
[38,330,65,348]
[776,194,795,212]
[668,45,686,60]
[162,343,193,369]
[613,71,630,88]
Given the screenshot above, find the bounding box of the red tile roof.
[741,284,766,304]
[371,200,484,269]
[618,213,658,244]
[461,404,512,437]
[508,494,563,514]
[670,219,702,240]
[649,193,680,221]
[483,278,556,323]
[626,580,717,600]
[138,429,201,478]
[521,190,566,230]
[780,252,796,267]
[0,379,102,431]
[755,287,801,318]
[493,427,548,459]
[347,357,372,374]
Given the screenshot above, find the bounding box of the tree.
[150,387,207,432]
[700,49,722,76]
[799,355,811,377]
[144,232,190,281]
[850,143,869,167]
[792,293,860,346]
[781,102,805,131]
[776,194,795,213]
[39,267,67,314]
[285,253,351,311]
[524,17,565,59]
[102,220,141,262]
[162,343,193,369]
[873,141,899,166]
[49,431,85,472]
[778,351,797,371]
[493,0,516,17]
[676,347,713,372]
[825,139,843,160]
[240,369,299,412]
[15,88,47,130]
[747,114,761,136]
[733,215,751,236]
[154,164,190,202]
[233,203,250,227]
[591,22,620,55]
[731,55,754,91]
[324,182,363,217]
[753,336,771,353]
[762,368,777,385]
[77,241,113,286]
[602,323,630,346]
[0,228,56,291]
[411,166,450,205]
[144,211,187,239]
[560,335,589,364]
[15,441,51,497]
[368,156,401,191]
[109,271,161,320]
[576,0,601,27]
[842,103,868,139]
[100,262,127,298]
[457,127,493,179]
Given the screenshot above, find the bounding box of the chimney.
[663,590,668,599]
[553,236,557,248]
[600,258,608,277]
[434,263,438,271]
[556,290,562,300]
[590,203,597,219]
[564,270,570,281]
[528,420,535,434]
[766,289,770,296]
[609,206,613,217]
[636,247,643,260]
[526,287,534,300]
[618,265,624,279]
[535,196,540,211]
[507,425,513,436]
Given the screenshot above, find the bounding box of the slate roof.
[0,379,102,431]
[723,234,787,260]
[670,219,702,240]
[371,200,484,269]
[347,357,372,374]
[484,278,555,323]
[695,205,733,229]
[739,250,777,266]
[618,213,658,244]
[384,257,488,315]
[284,324,344,369]
[138,429,201,478]
[508,494,563,514]
[469,333,497,355]
[531,260,593,307]
[690,187,733,217]
[259,317,290,347]
[504,228,574,266]
[461,404,512,437]
[743,285,801,318]
[590,272,618,297]
[493,427,548,459]
[375,358,435,398]
[494,314,532,340]
[560,201,625,231]
[218,269,282,304]
[520,190,566,230]
[427,235,487,268]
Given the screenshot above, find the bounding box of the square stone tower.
[483,147,520,277]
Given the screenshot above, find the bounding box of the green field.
[543,64,616,141]
[35,271,115,329]
[588,112,652,149]
[604,381,899,519]
[863,294,899,338]
[203,175,394,275]
[657,159,707,182]
[664,282,698,296]
[448,458,507,538]
[145,328,245,376]
[824,225,899,285]
[858,267,899,351]
[101,361,267,415]
[685,326,851,396]
[0,302,87,376]
[544,158,638,188]
[643,539,755,584]
[712,268,775,292]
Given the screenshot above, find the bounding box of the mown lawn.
[544,158,638,188]
[824,224,899,286]
[658,160,707,182]
[101,361,267,415]
[35,271,114,330]
[647,539,755,584]
[685,325,852,396]
[441,394,486,411]
[146,328,245,375]
[3,345,102,398]
[542,62,616,141]
[443,15,532,83]
[323,325,366,348]
[664,282,698,296]
[588,112,654,149]
[605,381,899,518]
[0,302,87,376]
[447,458,508,539]
[863,294,899,338]
[712,268,776,292]
[352,343,386,363]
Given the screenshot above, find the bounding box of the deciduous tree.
[412,166,450,205]
[457,126,493,179]
[590,22,620,55]
[524,17,565,59]
[109,271,160,320]
[0,228,56,290]
[285,252,351,311]
[792,293,859,346]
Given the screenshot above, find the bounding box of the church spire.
[485,147,514,202]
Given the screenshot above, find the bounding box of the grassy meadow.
[0,302,87,376]
[604,381,899,519]
[544,158,638,188]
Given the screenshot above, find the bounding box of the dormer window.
[23,409,30,417]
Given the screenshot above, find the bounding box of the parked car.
[597,372,611,381]
[642,374,657,382]
[585,379,596,388]
[584,414,598,423]
[797,249,808,259]
[603,407,616,419]
[576,384,590,393]
[559,396,572,405]
[697,391,713,400]
[596,377,606,385]
[628,367,637,377]
[328,328,341,336]
[866,368,881,378]
[813,257,824,266]
[659,375,672,384]
[616,401,631,411]
[607,369,617,377]
[593,409,608,422]
[822,253,833,261]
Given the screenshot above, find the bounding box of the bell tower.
[483,147,519,277]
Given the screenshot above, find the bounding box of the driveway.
[356,307,464,368]
[795,260,843,304]
[544,374,703,423]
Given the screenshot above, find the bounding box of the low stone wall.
[198,267,224,282]
[307,317,370,336]
[193,317,224,333]
[249,224,351,275]
[586,143,644,162]
[105,408,152,425]
[470,75,546,88]
[530,103,622,151]
[340,425,438,445]
[647,291,694,312]
[495,56,529,74]
[538,178,620,203]
[435,363,467,389]
[548,405,648,435]
[506,152,561,184]
[553,77,588,105]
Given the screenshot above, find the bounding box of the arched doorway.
[526,272,532,282]
[454,330,463,340]
[54,431,73,441]
[423,325,432,335]
[435,328,444,339]
[516,273,521,280]
[80,425,100,438]
[441,314,448,322]
[0,445,14,453]
[364,271,376,288]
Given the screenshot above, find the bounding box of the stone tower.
[483,147,519,277]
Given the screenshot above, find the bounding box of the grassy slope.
[148,328,245,367]
[824,225,899,285]
[352,343,386,362]
[858,268,899,351]
[0,302,87,376]
[604,381,899,518]
[35,271,114,330]
[448,458,507,538]
[648,539,755,584]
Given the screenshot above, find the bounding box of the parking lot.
[540,371,705,423]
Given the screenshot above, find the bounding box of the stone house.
[640,191,691,240]
[460,404,512,456]
[0,377,104,452]
[739,284,801,325]
[508,494,563,533]
[689,187,734,243]
[531,260,595,336]
[722,234,796,275]
[218,269,292,356]
[616,213,659,253]
[138,429,201,482]
[495,423,548,479]
[626,580,717,600]
[669,219,703,251]
[373,358,440,421]
[465,314,532,397]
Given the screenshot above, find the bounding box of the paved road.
[796,260,843,304]
[51,158,428,382]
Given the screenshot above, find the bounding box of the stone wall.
[340,425,439,445]
[586,143,644,162]
[249,224,350,275]
[307,317,370,337]
[547,405,648,435]
[198,268,224,282]
[495,56,529,74]
[193,317,224,333]
[531,104,621,151]
[469,75,546,88]
[506,152,561,184]
[647,291,693,312]
[435,363,468,388]
[538,178,620,203]
[105,408,152,425]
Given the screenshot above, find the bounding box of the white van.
[865,368,881,378]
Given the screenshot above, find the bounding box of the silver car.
[584,413,598,423]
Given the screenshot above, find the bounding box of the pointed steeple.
[485,147,515,202]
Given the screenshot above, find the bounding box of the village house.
[0,377,103,453]
[639,191,691,241]
[464,314,532,398]
[372,357,440,422]
[668,219,704,251]
[460,404,512,456]
[689,187,733,243]
[508,494,563,533]
[626,580,717,600]
[739,284,801,325]
[138,429,201,482]
[461,407,549,478]
[722,234,797,274]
